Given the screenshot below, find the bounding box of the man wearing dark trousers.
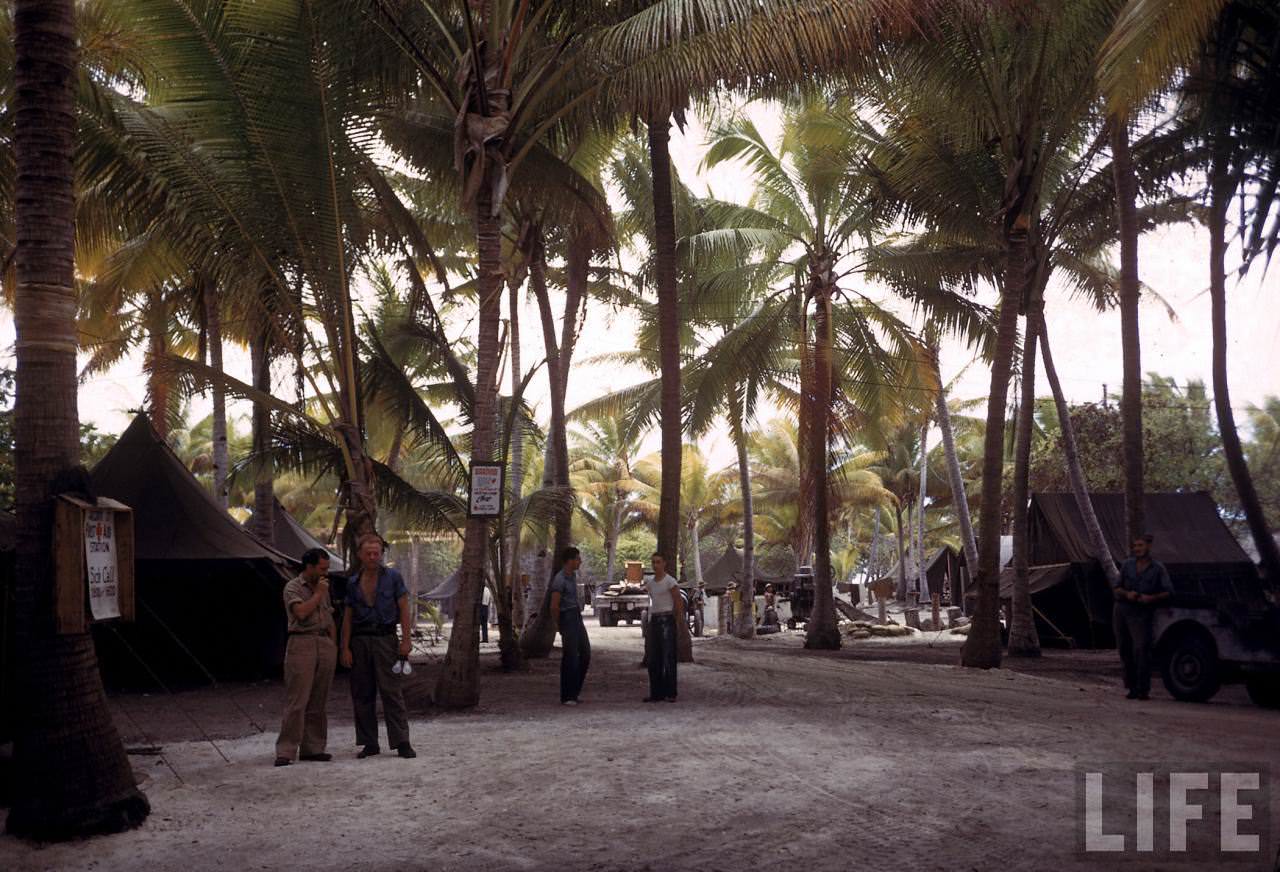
[480,583,492,644]
[340,535,416,758]
[1112,534,1173,700]
[550,547,590,705]
[644,553,682,702]
[274,548,337,766]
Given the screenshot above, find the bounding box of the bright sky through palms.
[1,108,1275,462]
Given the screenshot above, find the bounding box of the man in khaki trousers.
[275,548,338,766]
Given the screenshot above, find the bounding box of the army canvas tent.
[422,571,460,616]
[700,543,744,596]
[90,415,294,685]
[246,498,346,573]
[978,492,1261,648]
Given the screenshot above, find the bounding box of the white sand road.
[2,622,1278,871]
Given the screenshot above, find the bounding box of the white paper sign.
[85,509,120,621]
[469,464,503,518]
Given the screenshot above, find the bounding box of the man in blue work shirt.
[340,535,416,758]
[549,546,590,705]
[1112,534,1173,700]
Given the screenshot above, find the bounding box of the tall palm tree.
[1100,0,1280,580]
[698,95,945,649]
[570,414,647,596]
[6,0,149,840]
[863,1,1161,667]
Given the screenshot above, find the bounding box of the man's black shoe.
[299,753,332,762]
[397,743,417,759]
[274,757,292,767]
[358,745,381,759]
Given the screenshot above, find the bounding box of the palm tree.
[698,95,946,650]
[6,0,149,840]
[862,1,1169,666]
[1100,0,1280,580]
[570,414,647,596]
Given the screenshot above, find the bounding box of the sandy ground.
[1,617,1277,872]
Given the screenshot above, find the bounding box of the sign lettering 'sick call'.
[84,509,120,621]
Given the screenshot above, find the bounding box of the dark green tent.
[91,415,294,686]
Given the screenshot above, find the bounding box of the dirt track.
[1,622,1277,871]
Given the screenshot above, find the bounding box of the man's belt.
[288,630,331,637]
[352,624,397,637]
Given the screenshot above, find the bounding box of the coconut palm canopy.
[3,6,1280,833]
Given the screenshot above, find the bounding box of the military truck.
[596,560,649,627]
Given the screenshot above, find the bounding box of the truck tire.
[1161,631,1221,703]
[1245,674,1280,709]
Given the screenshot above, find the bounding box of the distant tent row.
[90,415,302,686]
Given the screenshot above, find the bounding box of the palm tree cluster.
[3,0,1279,839]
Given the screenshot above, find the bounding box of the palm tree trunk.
[804,289,840,650]
[7,0,149,839]
[1039,319,1121,587]
[522,242,563,659]
[1112,120,1146,543]
[1208,155,1280,580]
[961,235,1027,669]
[504,277,525,665]
[1008,312,1042,657]
[435,187,503,708]
[865,506,881,586]
[894,505,907,601]
[935,388,978,569]
[200,276,229,509]
[691,520,704,586]
[916,419,930,600]
[249,330,274,546]
[733,416,756,638]
[146,296,170,441]
[648,117,683,565]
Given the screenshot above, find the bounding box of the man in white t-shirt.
[644,552,683,702]
[480,583,493,643]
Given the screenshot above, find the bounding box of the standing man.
[340,535,416,758]
[275,548,337,766]
[480,583,492,644]
[1112,534,1173,700]
[550,547,590,706]
[644,553,682,702]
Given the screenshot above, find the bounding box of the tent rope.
[106,625,230,765]
[140,599,265,734]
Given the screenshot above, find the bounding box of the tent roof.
[925,545,959,573]
[91,415,291,565]
[996,564,1074,599]
[422,571,459,600]
[246,499,346,572]
[701,542,744,590]
[1031,492,1251,566]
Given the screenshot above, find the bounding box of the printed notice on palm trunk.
[468,463,504,518]
[85,509,120,620]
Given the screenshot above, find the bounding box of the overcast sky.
[2,109,1277,469]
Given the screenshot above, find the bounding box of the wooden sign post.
[53,495,135,634]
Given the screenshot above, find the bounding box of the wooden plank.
[53,498,85,634]
[115,507,136,622]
